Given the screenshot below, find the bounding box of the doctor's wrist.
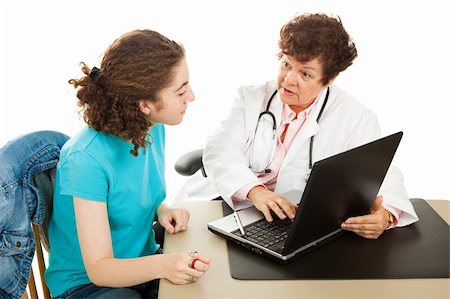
[247,185,267,203]
[383,208,394,230]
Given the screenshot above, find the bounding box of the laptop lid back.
[282,132,403,255]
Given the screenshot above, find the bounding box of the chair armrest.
[174,149,205,176]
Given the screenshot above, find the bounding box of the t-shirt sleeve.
[58,151,108,202]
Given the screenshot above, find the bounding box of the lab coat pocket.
[277,162,309,195]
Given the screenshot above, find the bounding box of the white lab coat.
[190,81,418,227]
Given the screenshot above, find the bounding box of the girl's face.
[141,58,195,126]
[277,54,332,113]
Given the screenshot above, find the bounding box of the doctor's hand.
[341,195,393,239]
[247,186,298,222]
[157,203,190,234]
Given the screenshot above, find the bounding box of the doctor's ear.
[138,100,152,115]
[325,76,337,87]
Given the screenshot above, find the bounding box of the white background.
[1,0,449,205]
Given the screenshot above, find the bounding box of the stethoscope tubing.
[249,86,330,173]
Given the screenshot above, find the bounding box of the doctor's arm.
[204,86,297,218]
[348,112,418,227]
[339,111,418,238]
[203,89,297,218]
[203,90,263,204]
[377,166,419,226]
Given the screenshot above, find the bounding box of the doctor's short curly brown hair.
[278,13,358,85]
[69,29,185,156]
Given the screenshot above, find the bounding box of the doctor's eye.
[301,72,312,79]
[282,61,291,69]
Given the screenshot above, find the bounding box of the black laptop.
[207,132,403,262]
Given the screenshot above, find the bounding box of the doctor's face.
[277,54,328,113]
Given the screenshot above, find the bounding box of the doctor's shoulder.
[328,85,377,119]
[237,80,276,104]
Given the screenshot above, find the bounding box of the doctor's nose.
[284,70,297,85]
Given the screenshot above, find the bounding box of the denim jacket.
[0,131,69,299]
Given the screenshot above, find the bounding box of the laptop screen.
[282,132,403,254]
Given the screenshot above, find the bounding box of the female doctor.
[202,13,418,239]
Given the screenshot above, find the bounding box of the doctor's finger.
[341,223,382,232]
[352,229,383,239]
[276,199,297,219]
[260,205,274,222]
[268,201,287,220]
[343,213,379,224]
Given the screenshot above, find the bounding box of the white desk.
[159,200,450,299]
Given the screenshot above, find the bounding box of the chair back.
[24,167,57,299]
[33,168,56,252]
[174,149,206,177]
[0,130,68,299]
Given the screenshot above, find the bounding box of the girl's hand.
[161,252,211,284]
[157,204,190,234]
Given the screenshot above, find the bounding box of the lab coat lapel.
[266,92,283,162]
[271,92,283,129]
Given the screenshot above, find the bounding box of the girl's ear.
[138,100,152,115]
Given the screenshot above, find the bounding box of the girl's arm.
[73,197,210,287]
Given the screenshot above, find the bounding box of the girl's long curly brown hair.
[69,29,185,156]
[278,13,358,85]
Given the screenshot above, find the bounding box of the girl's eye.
[178,91,186,96]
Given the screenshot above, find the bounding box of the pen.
[234,211,246,236]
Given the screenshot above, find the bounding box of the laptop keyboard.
[232,217,291,248]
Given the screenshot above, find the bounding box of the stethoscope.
[248,87,330,181]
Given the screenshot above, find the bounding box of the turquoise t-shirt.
[45,125,166,297]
